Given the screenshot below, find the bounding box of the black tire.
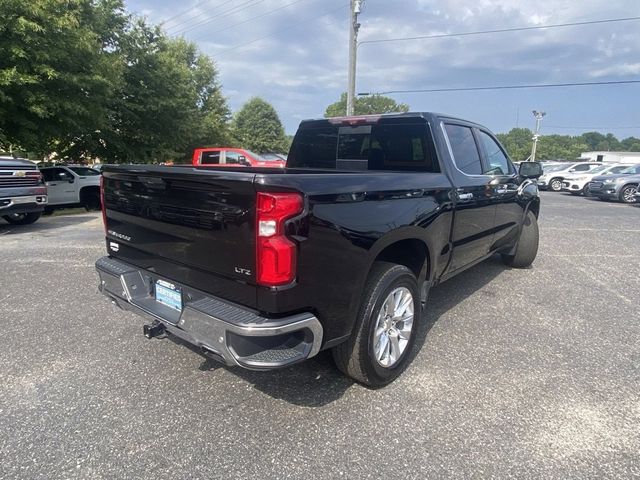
[2,212,41,225]
[502,210,539,268]
[82,188,101,211]
[582,185,590,197]
[332,262,420,388]
[549,178,563,192]
[619,185,638,204]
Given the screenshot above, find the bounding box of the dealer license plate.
[155,280,182,311]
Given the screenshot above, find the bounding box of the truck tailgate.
[102,166,258,307]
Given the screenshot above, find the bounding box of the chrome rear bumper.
[95,256,323,370]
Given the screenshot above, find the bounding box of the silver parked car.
[587,165,640,203]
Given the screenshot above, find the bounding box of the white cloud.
[125,0,640,136]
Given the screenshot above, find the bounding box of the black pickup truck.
[96,112,542,387]
[0,156,47,225]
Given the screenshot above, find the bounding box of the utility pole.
[530,110,546,162]
[346,0,362,116]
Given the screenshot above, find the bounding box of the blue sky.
[126,0,640,138]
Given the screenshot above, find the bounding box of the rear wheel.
[502,210,539,268]
[332,262,420,388]
[549,178,563,192]
[3,212,41,225]
[619,185,638,204]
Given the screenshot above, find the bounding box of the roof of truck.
[0,156,37,167]
[300,112,484,128]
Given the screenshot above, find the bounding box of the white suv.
[561,164,632,195]
[537,162,602,191]
[40,165,101,211]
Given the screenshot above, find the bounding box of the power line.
[162,0,231,27]
[188,0,313,42]
[170,0,267,35]
[358,16,640,46]
[163,0,233,30]
[359,80,640,95]
[545,125,640,130]
[213,3,349,57]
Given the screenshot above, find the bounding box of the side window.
[225,151,241,165]
[478,131,511,175]
[201,151,220,165]
[632,165,640,174]
[574,164,592,172]
[444,124,483,175]
[41,169,55,182]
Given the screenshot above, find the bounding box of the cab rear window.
[288,122,438,172]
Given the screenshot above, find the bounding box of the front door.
[43,167,76,205]
[443,123,497,272]
[476,130,522,251]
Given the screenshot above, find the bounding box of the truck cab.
[40,165,101,211]
[192,147,285,168]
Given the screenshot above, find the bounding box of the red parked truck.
[192,147,285,168]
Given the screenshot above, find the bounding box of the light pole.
[530,110,546,162]
[346,0,362,116]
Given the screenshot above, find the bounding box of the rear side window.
[201,152,220,165]
[444,124,483,175]
[288,122,437,172]
[573,164,592,172]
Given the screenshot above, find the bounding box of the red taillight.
[256,192,303,286]
[100,175,107,234]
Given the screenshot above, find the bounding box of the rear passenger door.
[443,123,497,272]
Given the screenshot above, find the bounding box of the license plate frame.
[155,280,183,312]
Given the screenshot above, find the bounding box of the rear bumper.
[95,256,323,370]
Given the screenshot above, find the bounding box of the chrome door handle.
[457,192,473,201]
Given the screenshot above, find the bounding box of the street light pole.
[530,110,546,162]
[346,0,362,116]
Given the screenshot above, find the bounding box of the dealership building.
[580,151,640,163]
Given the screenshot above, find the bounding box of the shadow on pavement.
[0,212,98,234]
[168,256,508,407]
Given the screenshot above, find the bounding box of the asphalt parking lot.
[1,192,638,479]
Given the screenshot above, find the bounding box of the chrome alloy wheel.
[373,287,414,367]
[622,185,637,203]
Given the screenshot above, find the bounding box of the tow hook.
[143,321,165,339]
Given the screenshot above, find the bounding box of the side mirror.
[238,156,250,166]
[68,176,75,183]
[519,161,543,179]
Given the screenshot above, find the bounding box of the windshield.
[245,150,271,161]
[68,167,100,176]
[543,164,570,173]
[621,165,640,174]
[261,153,285,161]
[606,165,630,174]
[588,165,608,174]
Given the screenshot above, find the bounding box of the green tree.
[496,128,533,161]
[496,128,636,161]
[324,92,409,117]
[0,0,127,155]
[232,97,287,153]
[62,21,231,163]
